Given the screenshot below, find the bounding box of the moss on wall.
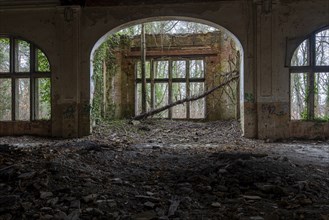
[95,31,240,121]
[91,34,131,122]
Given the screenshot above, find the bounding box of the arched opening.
[90,17,244,126]
[0,35,51,122]
[289,26,329,121]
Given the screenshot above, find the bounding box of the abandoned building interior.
[0,0,329,219]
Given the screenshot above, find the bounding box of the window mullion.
[186,60,190,119]
[14,78,19,121]
[14,38,19,73]
[11,77,16,121]
[168,60,172,119]
[10,38,16,121]
[9,37,14,73]
[150,59,155,110]
[309,34,316,120]
[308,71,314,120]
[141,30,147,114]
[30,44,35,121]
[134,62,139,115]
[31,77,36,120]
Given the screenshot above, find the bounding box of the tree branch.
[133,72,239,120]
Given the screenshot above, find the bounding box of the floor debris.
[0,120,329,219]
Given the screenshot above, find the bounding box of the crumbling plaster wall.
[256,0,329,139]
[0,7,70,136]
[0,0,327,139]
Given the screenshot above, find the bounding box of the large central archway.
[89,16,244,130]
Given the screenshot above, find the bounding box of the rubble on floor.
[0,120,329,219]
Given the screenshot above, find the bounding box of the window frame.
[289,26,329,121]
[135,57,206,119]
[0,35,51,121]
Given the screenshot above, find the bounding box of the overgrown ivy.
[91,33,131,122]
[37,49,51,114]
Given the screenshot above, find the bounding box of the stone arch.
[88,16,245,129]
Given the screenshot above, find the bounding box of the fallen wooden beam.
[133,72,239,120]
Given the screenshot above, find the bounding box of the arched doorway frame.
[89,16,245,131]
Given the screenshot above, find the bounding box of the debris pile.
[0,120,329,219]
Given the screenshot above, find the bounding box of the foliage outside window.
[290,28,329,121]
[91,34,131,121]
[135,58,205,119]
[0,36,51,121]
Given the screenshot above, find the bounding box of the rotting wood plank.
[127,49,218,58]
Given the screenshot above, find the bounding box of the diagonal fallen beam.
[133,72,239,120]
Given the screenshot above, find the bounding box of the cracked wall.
[0,0,328,139]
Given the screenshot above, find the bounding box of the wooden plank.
[127,49,218,58]
[141,24,147,113]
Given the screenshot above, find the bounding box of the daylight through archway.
[90,18,243,125]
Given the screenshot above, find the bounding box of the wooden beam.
[127,49,218,58]
[85,0,224,6]
[141,24,147,113]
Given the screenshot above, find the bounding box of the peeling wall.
[255,0,329,139]
[0,0,328,139]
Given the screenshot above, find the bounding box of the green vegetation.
[38,78,51,120]
[0,37,52,121]
[0,79,12,120]
[0,38,13,120]
[290,29,329,121]
[91,33,131,122]
[0,38,10,72]
[93,20,239,120]
[36,49,51,119]
[37,49,50,72]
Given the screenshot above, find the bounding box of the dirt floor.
[0,120,329,220]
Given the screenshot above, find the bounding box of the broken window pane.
[0,79,12,120]
[154,61,169,79]
[0,38,10,73]
[15,40,30,72]
[36,78,51,120]
[291,39,309,67]
[189,60,204,78]
[154,83,168,118]
[290,73,308,120]
[16,78,30,121]
[36,49,50,72]
[315,29,329,66]
[172,82,187,118]
[190,82,205,118]
[314,72,329,120]
[172,60,186,78]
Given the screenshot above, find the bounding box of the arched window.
[290,27,329,121]
[0,36,51,121]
